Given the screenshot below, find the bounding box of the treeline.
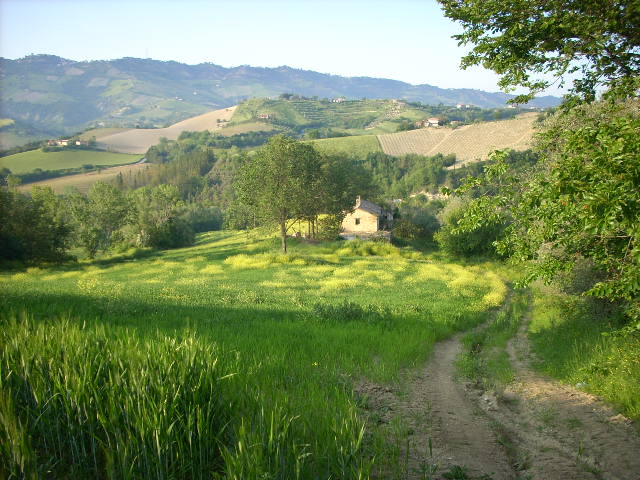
[176,130,277,149]
[1,125,540,264]
[111,128,541,251]
[1,164,109,186]
[0,140,44,158]
[145,131,277,165]
[390,149,540,250]
[405,103,530,125]
[0,182,221,263]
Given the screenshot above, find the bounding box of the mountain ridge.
[0,54,561,137]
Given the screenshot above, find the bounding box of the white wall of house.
[342,208,379,233]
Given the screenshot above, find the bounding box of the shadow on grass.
[0,289,308,336]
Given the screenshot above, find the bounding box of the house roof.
[356,198,384,216]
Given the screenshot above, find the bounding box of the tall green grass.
[457,290,528,390]
[0,231,508,477]
[528,286,640,421]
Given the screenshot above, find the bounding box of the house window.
[355,218,361,225]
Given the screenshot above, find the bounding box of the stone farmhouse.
[414,117,444,128]
[341,197,393,237]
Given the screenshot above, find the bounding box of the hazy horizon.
[0,0,569,97]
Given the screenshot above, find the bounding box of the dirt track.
[359,309,640,479]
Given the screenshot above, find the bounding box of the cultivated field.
[0,149,141,174]
[17,162,151,194]
[216,121,277,136]
[77,127,130,141]
[308,135,382,156]
[97,106,238,154]
[1,231,507,478]
[378,113,538,164]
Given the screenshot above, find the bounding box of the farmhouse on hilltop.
[414,117,444,128]
[341,196,393,237]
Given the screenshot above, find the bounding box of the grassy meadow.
[0,149,141,174]
[308,135,382,156]
[0,231,508,478]
[528,286,640,421]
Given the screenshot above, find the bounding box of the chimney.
[356,195,361,207]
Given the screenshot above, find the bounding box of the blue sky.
[0,0,564,95]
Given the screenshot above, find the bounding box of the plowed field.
[378,113,537,164]
[97,106,238,154]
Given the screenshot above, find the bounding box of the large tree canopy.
[439,0,640,102]
[440,1,640,325]
[235,135,324,253]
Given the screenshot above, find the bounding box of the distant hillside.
[96,106,238,154]
[0,117,58,149]
[0,55,561,139]
[230,97,533,135]
[378,113,537,164]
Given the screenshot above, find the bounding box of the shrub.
[434,198,505,257]
[392,218,422,242]
[316,215,343,241]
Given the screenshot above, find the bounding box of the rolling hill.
[378,113,538,164]
[0,55,561,143]
[16,162,151,194]
[96,106,238,154]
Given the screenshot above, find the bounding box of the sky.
[0,0,565,96]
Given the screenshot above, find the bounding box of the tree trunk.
[280,220,287,253]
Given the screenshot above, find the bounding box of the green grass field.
[0,149,142,174]
[528,285,640,421]
[0,231,507,478]
[308,135,382,156]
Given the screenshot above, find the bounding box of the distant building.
[47,139,88,147]
[258,113,274,120]
[47,139,70,147]
[456,103,473,109]
[332,97,346,103]
[342,196,393,236]
[415,117,444,128]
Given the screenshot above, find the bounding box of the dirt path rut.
[359,332,513,479]
[410,335,513,478]
[477,315,640,480]
[360,309,640,479]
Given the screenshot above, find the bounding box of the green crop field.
[230,98,421,133]
[0,149,142,174]
[1,231,507,478]
[308,135,382,156]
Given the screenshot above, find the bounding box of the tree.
[127,184,194,249]
[67,182,128,258]
[439,0,640,103]
[0,186,71,263]
[451,100,640,321]
[235,135,324,252]
[434,197,505,257]
[440,0,640,325]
